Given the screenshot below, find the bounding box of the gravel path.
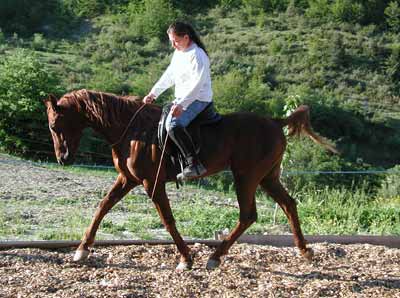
[0,154,127,201]
[0,153,198,202]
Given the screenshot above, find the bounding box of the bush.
[213,69,273,115]
[31,33,47,50]
[385,1,400,32]
[87,65,128,94]
[0,49,61,158]
[126,0,179,40]
[305,0,331,22]
[377,165,400,199]
[62,0,128,18]
[331,0,364,24]
[385,43,400,82]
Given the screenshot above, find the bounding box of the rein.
[109,101,168,201]
[111,103,148,147]
[151,133,169,201]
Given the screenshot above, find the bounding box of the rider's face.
[168,32,191,51]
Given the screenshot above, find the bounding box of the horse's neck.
[81,97,159,145]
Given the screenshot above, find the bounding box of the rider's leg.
[166,100,209,180]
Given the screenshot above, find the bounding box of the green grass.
[297,187,400,235]
[0,162,399,240]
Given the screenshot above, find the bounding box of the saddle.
[158,102,222,173]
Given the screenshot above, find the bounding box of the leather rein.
[110,102,169,201]
[111,103,148,147]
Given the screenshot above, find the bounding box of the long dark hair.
[167,21,208,56]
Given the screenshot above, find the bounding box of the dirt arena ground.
[1,242,399,297]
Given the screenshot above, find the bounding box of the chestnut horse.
[44,89,336,270]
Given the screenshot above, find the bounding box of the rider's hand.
[143,93,156,104]
[171,104,183,117]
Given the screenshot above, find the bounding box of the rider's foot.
[177,163,206,181]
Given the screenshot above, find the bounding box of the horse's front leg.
[143,179,192,272]
[73,174,137,261]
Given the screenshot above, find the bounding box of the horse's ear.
[44,94,59,112]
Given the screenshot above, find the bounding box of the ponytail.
[167,21,208,56]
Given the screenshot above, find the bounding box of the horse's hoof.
[176,261,192,272]
[301,247,314,262]
[73,249,90,262]
[206,258,221,270]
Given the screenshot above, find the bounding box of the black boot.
[168,126,206,180]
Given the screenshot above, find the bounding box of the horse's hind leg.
[73,174,137,261]
[143,180,192,272]
[207,174,258,269]
[260,174,313,261]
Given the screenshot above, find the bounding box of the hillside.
[0,0,399,171]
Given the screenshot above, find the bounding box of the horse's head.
[44,94,85,165]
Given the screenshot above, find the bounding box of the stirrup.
[177,163,206,181]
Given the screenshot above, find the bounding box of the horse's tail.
[276,105,339,154]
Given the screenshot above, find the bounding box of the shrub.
[377,165,400,199]
[31,33,47,50]
[385,1,400,32]
[0,49,61,158]
[385,43,400,82]
[305,0,331,21]
[62,0,128,18]
[331,0,364,24]
[213,69,272,115]
[126,0,178,40]
[87,66,129,95]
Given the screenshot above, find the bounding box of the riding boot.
[168,126,206,180]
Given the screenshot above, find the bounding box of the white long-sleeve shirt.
[150,43,212,110]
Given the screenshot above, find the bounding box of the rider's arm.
[150,57,176,99]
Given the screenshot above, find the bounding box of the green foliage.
[31,33,47,50]
[306,0,331,21]
[0,0,399,183]
[126,0,179,40]
[218,0,242,11]
[377,165,400,199]
[298,186,400,235]
[87,65,129,94]
[174,200,239,238]
[385,43,400,82]
[331,0,364,23]
[0,49,61,157]
[200,172,235,193]
[62,0,128,18]
[385,1,400,32]
[213,69,274,115]
[306,0,393,25]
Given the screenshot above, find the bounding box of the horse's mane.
[61,89,143,127]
